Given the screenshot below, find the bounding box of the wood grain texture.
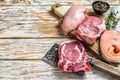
[0,0,120,79]
[0,0,119,6]
[0,21,67,38]
[0,6,95,21]
[0,38,69,59]
[0,60,119,80]
[0,6,58,21]
[0,6,119,21]
[0,5,119,38]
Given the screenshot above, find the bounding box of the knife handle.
[51,4,70,17]
[90,57,120,76]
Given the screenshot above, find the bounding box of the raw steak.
[76,16,106,45]
[62,5,86,35]
[58,40,91,72]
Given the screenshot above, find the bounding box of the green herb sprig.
[106,10,119,30]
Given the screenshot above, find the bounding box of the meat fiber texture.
[76,16,106,45]
[62,5,86,35]
[58,40,91,72]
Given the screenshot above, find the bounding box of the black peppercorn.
[92,1,110,15]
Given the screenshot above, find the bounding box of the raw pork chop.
[62,5,86,35]
[58,40,91,72]
[76,16,106,45]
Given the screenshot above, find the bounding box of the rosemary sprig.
[106,10,119,30]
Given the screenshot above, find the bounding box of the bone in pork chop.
[76,16,106,45]
[58,40,91,72]
[62,5,86,35]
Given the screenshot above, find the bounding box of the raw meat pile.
[62,5,106,45]
[58,5,106,73]
[58,40,91,72]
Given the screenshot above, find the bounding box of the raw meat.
[100,30,120,63]
[76,16,106,45]
[58,40,91,72]
[62,5,86,35]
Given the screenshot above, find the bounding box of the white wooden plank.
[0,21,68,38]
[0,6,59,21]
[0,6,120,38]
[0,38,69,59]
[0,60,119,80]
[0,0,119,6]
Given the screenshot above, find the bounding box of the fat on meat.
[62,5,86,35]
[58,40,91,72]
[76,16,106,45]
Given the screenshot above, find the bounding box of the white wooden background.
[0,0,120,80]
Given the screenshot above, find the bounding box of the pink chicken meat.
[76,16,106,45]
[62,5,86,35]
[58,40,91,72]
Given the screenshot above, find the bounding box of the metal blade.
[42,44,59,66]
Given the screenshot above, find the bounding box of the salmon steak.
[100,30,120,63]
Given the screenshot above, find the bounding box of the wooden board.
[0,0,119,6]
[0,60,119,80]
[0,0,120,79]
[0,21,67,38]
[0,38,69,59]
